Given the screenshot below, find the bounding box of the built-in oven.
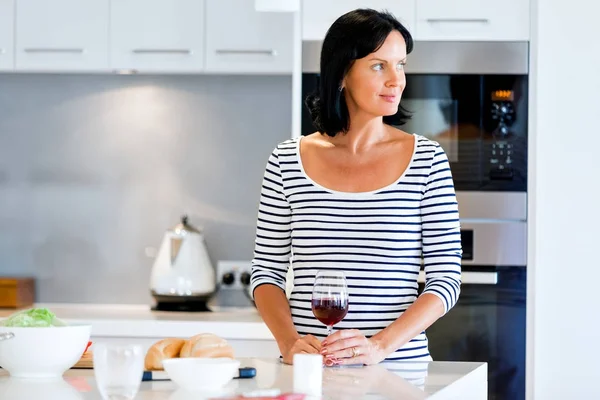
[301,41,529,193]
[418,215,527,400]
[301,41,530,400]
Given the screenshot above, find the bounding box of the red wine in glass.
[311,271,349,335]
[312,298,349,326]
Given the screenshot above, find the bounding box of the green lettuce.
[0,308,67,327]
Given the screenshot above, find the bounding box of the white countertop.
[0,358,488,399]
[0,303,274,341]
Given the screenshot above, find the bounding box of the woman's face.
[342,30,407,119]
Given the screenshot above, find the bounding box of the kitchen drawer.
[205,0,294,74]
[302,0,416,41]
[15,0,109,71]
[110,0,205,73]
[415,0,530,41]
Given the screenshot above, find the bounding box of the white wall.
[0,74,292,304]
[528,1,600,399]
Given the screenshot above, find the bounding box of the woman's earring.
[338,86,344,92]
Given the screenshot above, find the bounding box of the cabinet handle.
[132,49,193,55]
[426,18,490,24]
[24,48,85,53]
[215,49,277,56]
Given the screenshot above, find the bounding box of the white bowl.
[162,357,241,392]
[0,324,91,379]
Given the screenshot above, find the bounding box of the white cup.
[293,354,323,397]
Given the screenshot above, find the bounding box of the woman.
[250,8,462,366]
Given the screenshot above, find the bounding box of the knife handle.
[236,367,257,379]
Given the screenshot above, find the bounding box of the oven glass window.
[420,267,527,400]
[301,73,528,192]
[401,98,459,162]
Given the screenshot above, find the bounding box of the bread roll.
[179,333,234,359]
[144,338,187,371]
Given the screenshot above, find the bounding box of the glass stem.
[327,325,333,336]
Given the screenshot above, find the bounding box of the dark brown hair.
[305,8,414,137]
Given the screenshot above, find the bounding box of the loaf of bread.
[179,333,235,359]
[144,338,187,371]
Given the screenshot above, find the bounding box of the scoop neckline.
[295,133,420,197]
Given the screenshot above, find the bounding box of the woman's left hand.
[320,329,387,366]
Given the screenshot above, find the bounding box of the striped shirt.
[250,134,462,361]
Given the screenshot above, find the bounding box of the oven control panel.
[490,90,516,180]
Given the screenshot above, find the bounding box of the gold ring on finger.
[351,347,360,358]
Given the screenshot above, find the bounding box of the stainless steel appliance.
[302,41,529,193]
[301,41,529,400]
[420,209,527,400]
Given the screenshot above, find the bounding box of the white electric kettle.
[150,216,216,311]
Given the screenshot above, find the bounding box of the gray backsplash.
[0,74,292,304]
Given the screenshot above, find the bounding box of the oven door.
[419,221,527,400]
[420,266,526,400]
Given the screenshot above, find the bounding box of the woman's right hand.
[280,334,323,364]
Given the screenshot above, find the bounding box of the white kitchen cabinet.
[110,0,205,73]
[302,0,416,41]
[15,0,109,71]
[205,0,294,74]
[0,0,14,71]
[255,0,299,12]
[415,0,530,41]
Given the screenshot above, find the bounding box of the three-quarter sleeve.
[250,146,292,299]
[420,144,462,314]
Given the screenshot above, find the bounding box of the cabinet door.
[110,0,205,72]
[255,0,299,12]
[15,0,109,71]
[0,0,14,71]
[415,0,530,41]
[205,0,294,74]
[302,0,416,41]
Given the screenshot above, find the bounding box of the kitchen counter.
[0,303,279,358]
[0,358,488,399]
[0,303,273,340]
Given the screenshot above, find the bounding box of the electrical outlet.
[216,260,252,290]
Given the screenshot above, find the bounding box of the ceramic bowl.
[162,357,240,392]
[0,324,91,379]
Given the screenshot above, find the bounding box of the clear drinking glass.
[311,270,349,336]
[93,343,144,400]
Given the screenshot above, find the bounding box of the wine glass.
[311,270,349,336]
